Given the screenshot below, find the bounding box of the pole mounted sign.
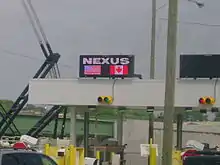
[79,55,135,78]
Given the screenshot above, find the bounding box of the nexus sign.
[79,55,135,78]
[82,57,130,65]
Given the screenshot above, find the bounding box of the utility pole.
[162,0,178,165]
[150,0,156,79]
[148,0,156,163]
[148,0,156,149]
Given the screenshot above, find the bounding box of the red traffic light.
[97,97,103,103]
[199,97,206,104]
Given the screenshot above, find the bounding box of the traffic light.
[97,96,113,104]
[198,96,215,105]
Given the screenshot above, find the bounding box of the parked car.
[0,148,57,165]
[184,155,220,165]
[182,150,220,165]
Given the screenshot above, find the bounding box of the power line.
[160,17,220,27]
[0,49,73,69]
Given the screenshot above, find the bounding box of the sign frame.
[79,55,135,78]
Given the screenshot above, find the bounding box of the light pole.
[161,1,204,165]
[150,0,156,80]
[148,2,168,164]
[162,0,179,164]
[148,4,156,164]
[150,1,167,80]
[148,0,168,153]
[148,0,204,147]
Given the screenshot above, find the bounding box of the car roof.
[0,148,38,154]
[185,155,220,160]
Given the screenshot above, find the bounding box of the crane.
[0,103,20,136]
[0,0,67,138]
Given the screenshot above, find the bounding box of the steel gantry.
[28,79,220,108]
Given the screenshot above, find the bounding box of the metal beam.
[70,107,76,146]
[84,111,89,157]
[117,110,124,145]
[29,79,220,107]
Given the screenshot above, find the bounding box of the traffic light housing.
[211,107,219,113]
[200,109,207,114]
[198,96,215,105]
[97,96,113,104]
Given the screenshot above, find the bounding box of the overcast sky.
[0,0,219,100]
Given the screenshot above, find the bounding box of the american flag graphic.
[84,65,101,75]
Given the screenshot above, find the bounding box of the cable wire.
[21,0,42,47]
[112,79,117,99]
[27,0,61,78]
[27,0,51,52]
[160,18,220,27]
[22,0,54,78]
[0,49,73,69]
[22,0,61,79]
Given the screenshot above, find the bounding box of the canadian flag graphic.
[110,65,128,75]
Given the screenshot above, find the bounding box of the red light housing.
[199,97,206,104]
[13,142,27,149]
[97,97,103,103]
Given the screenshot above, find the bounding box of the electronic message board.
[79,55,135,78]
[180,54,220,78]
